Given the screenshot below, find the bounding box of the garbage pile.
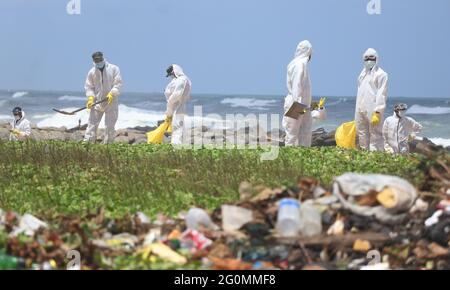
[0,173,449,270]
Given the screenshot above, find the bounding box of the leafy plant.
[0,140,426,218]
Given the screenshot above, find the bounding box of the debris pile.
[1,167,449,270]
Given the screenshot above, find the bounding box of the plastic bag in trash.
[221,205,253,232]
[185,208,219,231]
[10,214,48,237]
[333,173,418,224]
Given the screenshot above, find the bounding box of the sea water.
[0,89,449,147]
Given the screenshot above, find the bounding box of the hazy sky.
[0,0,449,97]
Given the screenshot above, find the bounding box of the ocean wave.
[429,138,450,148]
[220,98,278,110]
[325,97,347,106]
[58,95,86,102]
[0,114,10,120]
[37,104,166,130]
[33,114,54,119]
[408,105,450,115]
[12,91,29,98]
[36,104,248,130]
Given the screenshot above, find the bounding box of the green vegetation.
[0,141,425,218]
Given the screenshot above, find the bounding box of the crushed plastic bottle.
[276,198,301,237]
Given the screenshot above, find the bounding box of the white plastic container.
[299,201,322,237]
[276,198,301,237]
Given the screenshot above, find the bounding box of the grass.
[0,140,426,218]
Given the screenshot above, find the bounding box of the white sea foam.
[36,104,252,131]
[429,138,450,148]
[33,114,54,119]
[326,97,347,106]
[408,105,450,115]
[58,95,86,102]
[220,97,278,110]
[12,91,29,98]
[37,104,166,129]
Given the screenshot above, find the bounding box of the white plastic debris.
[314,195,339,205]
[425,210,444,227]
[360,263,390,270]
[410,198,429,213]
[313,186,327,199]
[11,214,48,237]
[299,201,322,237]
[135,212,151,225]
[333,173,418,224]
[143,228,162,246]
[185,208,219,231]
[221,205,253,232]
[327,219,345,236]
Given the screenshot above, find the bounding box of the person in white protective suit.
[164,64,192,145]
[383,103,422,154]
[9,107,31,141]
[83,52,123,144]
[355,48,389,151]
[283,40,318,147]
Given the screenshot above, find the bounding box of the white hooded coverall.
[283,40,314,147]
[9,112,31,141]
[165,64,192,145]
[83,61,123,144]
[355,48,389,151]
[383,113,422,154]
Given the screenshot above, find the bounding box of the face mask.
[365,60,376,70]
[14,115,21,121]
[95,61,105,70]
[396,111,406,118]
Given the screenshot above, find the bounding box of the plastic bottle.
[0,252,26,270]
[185,208,218,230]
[299,201,322,237]
[276,198,301,237]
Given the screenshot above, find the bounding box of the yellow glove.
[319,97,326,109]
[86,96,95,109]
[10,129,21,136]
[106,92,114,105]
[408,134,416,142]
[165,115,173,123]
[371,112,381,126]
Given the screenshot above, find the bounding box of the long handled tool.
[52,99,107,115]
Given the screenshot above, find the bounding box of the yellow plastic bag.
[147,121,170,144]
[335,121,356,149]
[167,123,172,134]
